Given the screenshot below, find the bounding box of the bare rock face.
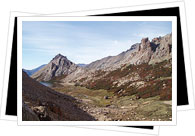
[129,37,153,65]
[149,34,172,64]
[140,37,150,50]
[31,54,78,81]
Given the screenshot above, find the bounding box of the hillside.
[22,71,95,121]
[73,59,172,100]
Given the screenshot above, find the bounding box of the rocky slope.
[32,54,78,81]
[22,71,95,121]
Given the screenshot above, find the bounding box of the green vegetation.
[54,85,114,107]
[135,97,172,120]
[54,85,172,121]
[45,60,172,121]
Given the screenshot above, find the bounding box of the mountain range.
[32,33,171,81]
[31,33,172,100]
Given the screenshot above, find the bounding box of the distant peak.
[53,53,67,60]
[56,53,63,57]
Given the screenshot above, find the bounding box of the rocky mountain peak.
[141,37,149,45]
[152,37,161,44]
[140,37,151,51]
[52,53,67,60]
[32,54,77,81]
[51,53,73,66]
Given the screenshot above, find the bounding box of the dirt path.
[163,101,172,105]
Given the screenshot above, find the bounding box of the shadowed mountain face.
[22,71,95,121]
[32,54,78,81]
[23,64,46,76]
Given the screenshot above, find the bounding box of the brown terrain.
[22,71,95,121]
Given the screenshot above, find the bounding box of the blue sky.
[22,21,172,69]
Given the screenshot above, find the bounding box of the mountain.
[62,33,172,83]
[31,54,78,81]
[23,64,46,76]
[22,71,95,121]
[84,43,140,70]
[31,34,172,100]
[85,33,172,70]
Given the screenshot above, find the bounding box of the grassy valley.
[53,84,172,121]
[49,60,172,121]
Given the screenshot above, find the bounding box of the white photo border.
[0,1,191,135]
[0,12,43,121]
[2,1,192,123]
[17,16,177,126]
